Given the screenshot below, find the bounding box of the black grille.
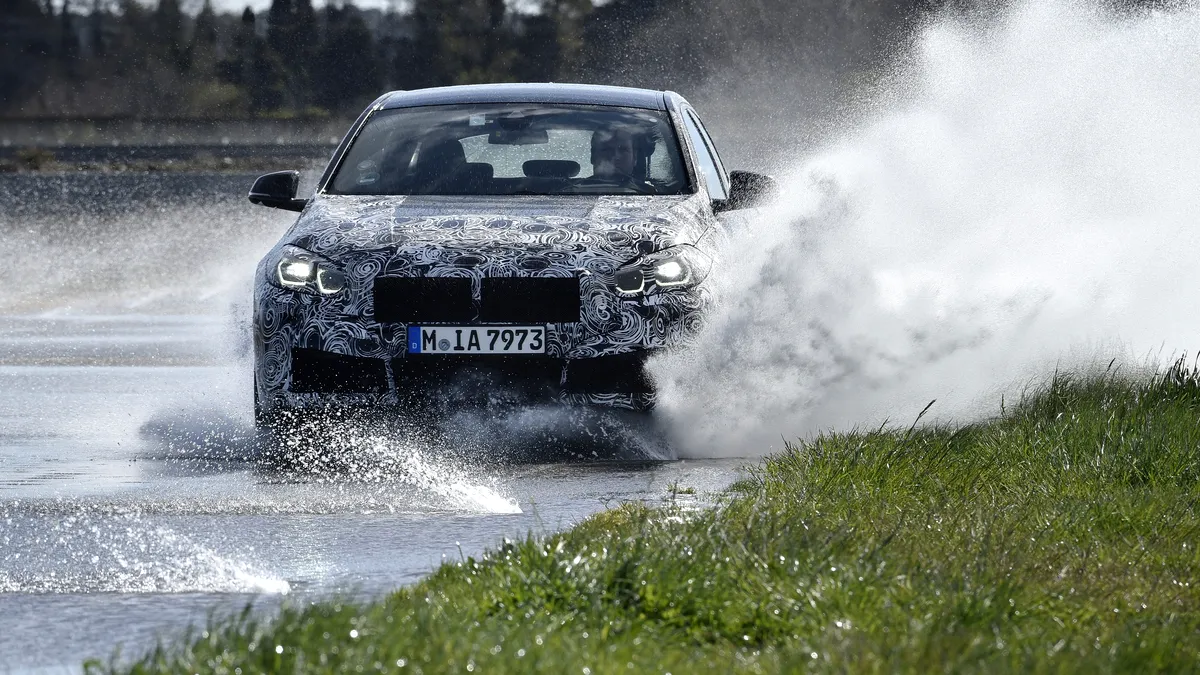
[565,351,655,393]
[290,347,389,393]
[480,276,580,323]
[374,277,473,323]
[393,356,565,401]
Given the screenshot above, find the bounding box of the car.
[248,83,775,431]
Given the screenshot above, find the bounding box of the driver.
[590,128,638,181]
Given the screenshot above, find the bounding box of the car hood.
[286,194,709,264]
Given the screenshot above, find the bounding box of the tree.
[313,4,380,113]
[514,0,591,82]
[0,0,54,111]
[579,0,677,87]
[248,36,286,112]
[265,0,292,56]
[59,0,81,78]
[409,0,517,86]
[87,0,108,59]
[539,0,590,78]
[265,0,317,109]
[185,0,242,116]
[191,0,219,52]
[513,13,556,82]
[292,0,317,62]
[153,0,186,70]
[111,0,151,75]
[217,7,284,114]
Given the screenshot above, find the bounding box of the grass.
[667,480,697,497]
[89,362,1200,673]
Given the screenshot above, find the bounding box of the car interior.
[329,105,689,196]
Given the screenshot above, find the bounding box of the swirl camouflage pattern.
[249,83,771,426]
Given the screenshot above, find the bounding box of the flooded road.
[0,175,743,672]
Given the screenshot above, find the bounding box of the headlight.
[271,245,345,295]
[614,244,710,296]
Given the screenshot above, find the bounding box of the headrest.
[523,160,581,179]
[462,163,494,180]
[418,140,466,168]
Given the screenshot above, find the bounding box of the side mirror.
[248,171,308,212]
[715,170,779,212]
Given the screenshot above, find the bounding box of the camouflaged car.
[248,83,774,428]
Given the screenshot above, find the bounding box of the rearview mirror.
[715,170,779,212]
[248,171,307,212]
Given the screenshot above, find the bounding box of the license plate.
[407,325,546,354]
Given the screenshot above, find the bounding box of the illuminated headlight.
[614,245,710,296]
[278,259,314,287]
[654,259,688,285]
[272,245,345,295]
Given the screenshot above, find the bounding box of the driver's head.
[591,129,637,179]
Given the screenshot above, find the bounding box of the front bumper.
[253,280,706,413]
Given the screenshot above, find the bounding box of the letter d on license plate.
[407,325,546,354]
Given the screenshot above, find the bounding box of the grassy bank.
[92,365,1200,673]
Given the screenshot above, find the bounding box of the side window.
[690,111,728,187]
[682,111,727,199]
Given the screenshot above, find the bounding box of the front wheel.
[253,375,297,453]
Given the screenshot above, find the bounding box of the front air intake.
[290,347,389,393]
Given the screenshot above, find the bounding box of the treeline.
[5,0,1160,120]
[0,0,942,119]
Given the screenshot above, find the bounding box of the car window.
[327,104,690,196]
[682,110,727,199]
[689,111,728,188]
[460,130,595,178]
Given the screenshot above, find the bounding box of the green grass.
[667,480,697,496]
[91,363,1200,673]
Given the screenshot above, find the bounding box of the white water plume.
[0,511,290,594]
[651,0,1200,455]
[359,438,523,513]
[295,425,524,514]
[0,175,292,317]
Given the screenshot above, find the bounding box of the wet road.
[0,175,744,672]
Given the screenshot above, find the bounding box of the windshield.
[327,104,690,196]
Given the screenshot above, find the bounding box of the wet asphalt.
[0,174,743,672]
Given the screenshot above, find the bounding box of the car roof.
[379,83,669,111]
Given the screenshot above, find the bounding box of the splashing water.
[267,417,522,513]
[0,175,294,317]
[0,509,290,594]
[650,0,1200,456]
[136,407,524,515]
[347,434,523,514]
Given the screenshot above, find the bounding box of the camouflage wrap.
[253,193,717,413]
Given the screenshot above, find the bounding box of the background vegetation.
[4,0,1174,168]
[92,362,1200,672]
[1,0,959,120]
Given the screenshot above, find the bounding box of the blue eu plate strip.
[407,326,422,353]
